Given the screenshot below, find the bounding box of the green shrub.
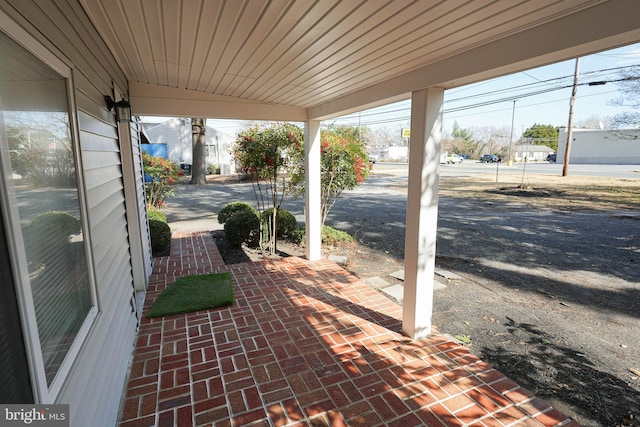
[147,208,167,223]
[23,211,81,268]
[260,208,298,238]
[218,202,257,224]
[207,163,220,175]
[149,219,171,256]
[224,210,260,247]
[289,227,305,244]
[29,211,81,236]
[322,225,354,244]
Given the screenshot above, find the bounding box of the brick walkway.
[120,232,577,427]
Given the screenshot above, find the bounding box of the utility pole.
[562,58,580,176]
[507,100,516,166]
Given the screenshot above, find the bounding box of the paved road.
[166,162,639,289]
[376,161,640,179]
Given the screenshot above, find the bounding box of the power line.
[332,65,639,127]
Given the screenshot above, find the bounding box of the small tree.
[233,123,304,255]
[143,152,182,208]
[318,126,370,226]
[611,65,640,128]
[522,123,559,151]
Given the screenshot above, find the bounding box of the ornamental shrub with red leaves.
[233,123,304,255]
[319,126,370,226]
[143,152,182,208]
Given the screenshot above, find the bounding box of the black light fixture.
[105,95,132,122]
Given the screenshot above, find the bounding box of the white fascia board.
[130,82,307,122]
[308,0,640,120]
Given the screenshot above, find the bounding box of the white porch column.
[402,87,444,340]
[304,120,322,260]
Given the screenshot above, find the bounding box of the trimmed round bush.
[147,208,167,223]
[224,210,260,247]
[29,211,81,236]
[218,202,257,224]
[261,208,298,238]
[149,219,171,256]
[23,211,81,267]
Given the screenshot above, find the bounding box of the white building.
[513,144,555,162]
[557,128,640,164]
[142,118,234,171]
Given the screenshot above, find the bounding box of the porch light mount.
[105,95,132,122]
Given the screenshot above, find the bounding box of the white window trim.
[0,9,99,403]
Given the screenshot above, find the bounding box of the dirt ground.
[194,172,640,427]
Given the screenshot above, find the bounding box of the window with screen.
[0,30,94,390]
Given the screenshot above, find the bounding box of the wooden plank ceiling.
[79,0,639,118]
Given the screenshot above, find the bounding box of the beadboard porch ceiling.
[79,0,640,120]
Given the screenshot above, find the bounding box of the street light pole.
[562,57,580,177]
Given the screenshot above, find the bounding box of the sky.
[142,42,640,139]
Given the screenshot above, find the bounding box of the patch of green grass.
[322,225,354,243]
[147,272,233,318]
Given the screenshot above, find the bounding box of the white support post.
[402,87,444,340]
[304,120,322,261]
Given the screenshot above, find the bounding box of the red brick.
[177,406,193,427]
[340,400,373,419]
[381,391,411,416]
[228,390,246,414]
[347,410,384,426]
[282,398,305,422]
[304,399,334,417]
[517,397,552,416]
[493,405,527,425]
[192,381,208,402]
[407,391,437,410]
[120,415,156,427]
[416,409,448,426]
[232,408,268,425]
[121,397,140,420]
[535,408,571,426]
[468,388,502,413]
[442,393,475,413]
[490,378,520,394]
[194,406,230,425]
[454,402,489,424]
[158,385,190,402]
[505,387,535,405]
[387,413,424,427]
[245,386,263,409]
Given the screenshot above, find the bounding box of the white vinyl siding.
[1,1,146,426]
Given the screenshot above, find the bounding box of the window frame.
[0,10,99,403]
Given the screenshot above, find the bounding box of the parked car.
[480,154,499,163]
[447,153,463,164]
[546,153,557,163]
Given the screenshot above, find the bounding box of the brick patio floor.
[119,232,577,427]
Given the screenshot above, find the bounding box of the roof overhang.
[81,0,640,122]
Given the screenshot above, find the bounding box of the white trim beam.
[130,82,307,121]
[402,87,443,340]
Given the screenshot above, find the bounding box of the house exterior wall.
[513,144,554,162]
[0,1,146,426]
[557,128,640,164]
[143,118,235,169]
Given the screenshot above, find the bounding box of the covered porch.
[120,232,574,426]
